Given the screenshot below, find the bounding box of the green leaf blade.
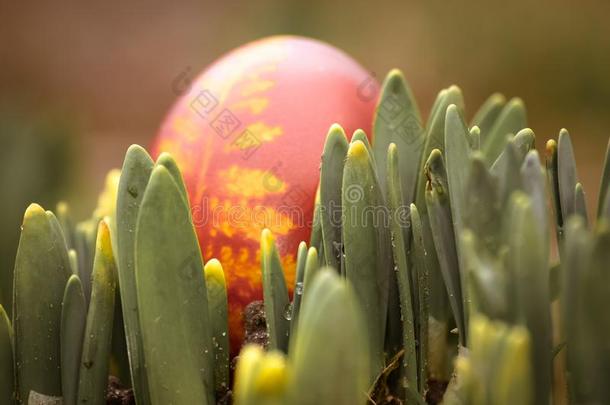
[373,69,424,205]
[319,125,349,269]
[13,204,71,401]
[386,144,417,389]
[342,140,391,376]
[115,144,154,403]
[135,165,214,405]
[261,229,291,353]
[204,258,230,393]
[288,269,370,405]
[78,221,118,405]
[61,275,87,405]
[482,98,527,165]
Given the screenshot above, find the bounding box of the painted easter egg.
[152,35,379,354]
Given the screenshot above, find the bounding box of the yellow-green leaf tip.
[447,85,463,95]
[234,344,264,395]
[490,93,506,104]
[261,228,274,253]
[328,123,345,134]
[157,151,173,161]
[347,140,368,159]
[545,139,557,157]
[204,258,226,287]
[447,103,459,115]
[385,69,406,93]
[96,219,114,260]
[24,203,45,220]
[254,351,287,396]
[509,97,525,109]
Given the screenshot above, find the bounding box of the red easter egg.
[152,36,379,354]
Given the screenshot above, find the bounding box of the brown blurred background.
[1,0,609,275]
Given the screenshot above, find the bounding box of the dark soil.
[216,385,233,405]
[106,376,135,405]
[425,379,448,405]
[242,300,269,348]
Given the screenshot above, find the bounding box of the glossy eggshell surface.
[152,36,379,354]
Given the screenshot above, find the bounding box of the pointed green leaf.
[68,249,78,276]
[386,144,417,389]
[545,139,564,247]
[452,316,534,405]
[261,229,290,353]
[204,258,230,393]
[373,69,424,205]
[491,137,524,208]
[289,241,308,338]
[115,144,154,403]
[288,269,370,404]
[468,126,481,150]
[580,223,610,403]
[460,230,507,320]
[470,93,506,143]
[490,129,535,175]
[557,129,579,221]
[561,217,592,402]
[155,151,188,203]
[301,246,320,296]
[254,351,288,402]
[48,209,71,258]
[414,89,462,368]
[351,128,374,161]
[135,165,214,405]
[464,153,501,253]
[384,245,404,372]
[309,186,323,253]
[574,182,589,225]
[235,349,287,405]
[521,150,548,247]
[425,150,466,345]
[234,345,264,405]
[482,98,527,164]
[415,86,464,219]
[444,104,471,252]
[319,124,348,269]
[342,140,391,375]
[78,221,117,405]
[506,193,552,405]
[409,204,430,392]
[13,204,71,401]
[425,88,445,129]
[61,275,86,405]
